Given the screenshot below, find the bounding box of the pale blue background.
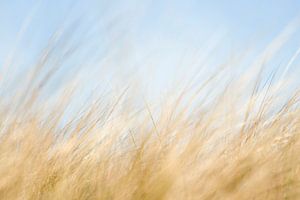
[0,0,300,99]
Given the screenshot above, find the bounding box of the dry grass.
[0,24,300,200]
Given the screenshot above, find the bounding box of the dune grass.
[0,24,300,200]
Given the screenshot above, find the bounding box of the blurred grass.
[0,22,299,200]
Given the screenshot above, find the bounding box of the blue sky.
[0,0,300,100]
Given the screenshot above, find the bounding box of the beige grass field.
[0,23,300,200]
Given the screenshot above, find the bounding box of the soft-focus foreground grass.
[0,27,300,200]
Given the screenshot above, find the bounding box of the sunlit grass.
[0,23,300,200]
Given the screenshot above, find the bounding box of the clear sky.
[0,0,300,100]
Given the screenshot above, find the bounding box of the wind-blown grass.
[0,24,300,200]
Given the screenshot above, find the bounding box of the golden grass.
[0,24,300,200]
